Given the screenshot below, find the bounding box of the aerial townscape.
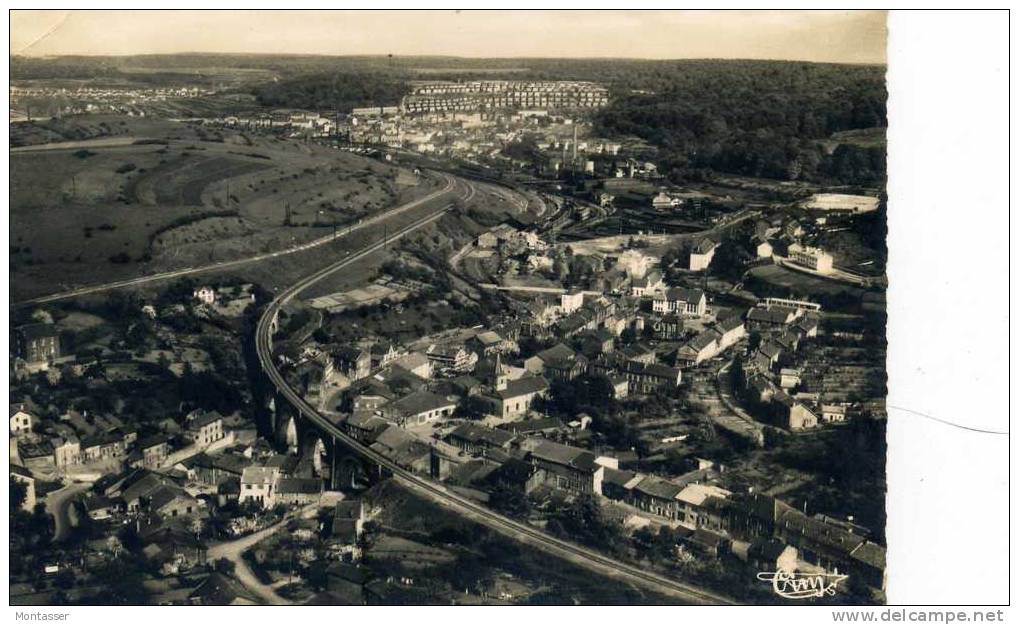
[10,20,889,608]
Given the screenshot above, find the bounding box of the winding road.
[254,187,735,605]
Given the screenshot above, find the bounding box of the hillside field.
[9,115,440,301]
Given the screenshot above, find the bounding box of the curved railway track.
[254,181,735,605]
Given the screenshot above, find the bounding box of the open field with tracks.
[9,116,440,301]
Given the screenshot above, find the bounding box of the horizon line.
[11,51,887,67]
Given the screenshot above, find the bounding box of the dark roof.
[500,416,564,434]
[190,572,258,605]
[634,476,683,500]
[747,307,793,324]
[495,375,549,400]
[10,464,33,479]
[776,507,866,555]
[277,478,321,495]
[17,323,59,340]
[326,562,371,585]
[9,403,33,418]
[332,345,369,362]
[138,435,170,450]
[621,360,681,380]
[334,500,363,520]
[450,422,515,448]
[850,541,887,570]
[687,328,723,351]
[717,313,746,333]
[602,467,637,487]
[530,440,599,473]
[758,341,783,359]
[148,484,193,511]
[188,410,224,429]
[536,343,578,365]
[693,238,718,254]
[660,287,705,303]
[386,391,456,418]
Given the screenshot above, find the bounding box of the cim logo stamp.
[756,570,849,600]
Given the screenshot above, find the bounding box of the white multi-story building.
[788,244,834,274]
[240,466,281,508]
[9,405,33,435]
[689,238,719,272]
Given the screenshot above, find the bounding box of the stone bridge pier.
[269,391,383,492]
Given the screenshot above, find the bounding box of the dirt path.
[205,502,319,605]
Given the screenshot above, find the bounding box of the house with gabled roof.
[379,390,457,426]
[652,287,707,317]
[689,238,719,271]
[525,439,605,496]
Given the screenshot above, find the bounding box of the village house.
[389,351,432,378]
[81,431,127,463]
[10,464,36,511]
[425,343,475,374]
[779,368,801,389]
[821,404,848,423]
[52,436,81,469]
[342,412,391,444]
[716,314,748,350]
[9,403,34,435]
[754,237,774,259]
[675,329,723,365]
[632,476,684,520]
[332,345,372,382]
[788,243,835,274]
[676,483,732,528]
[525,343,586,381]
[379,390,457,426]
[630,270,665,297]
[330,499,366,560]
[193,286,216,305]
[647,314,683,341]
[148,484,203,519]
[368,426,431,472]
[181,453,250,486]
[466,330,508,357]
[185,410,225,447]
[276,478,322,506]
[651,191,681,211]
[689,238,719,271]
[15,323,60,364]
[614,360,682,395]
[240,466,282,508]
[525,439,605,496]
[369,342,401,370]
[652,287,708,317]
[746,306,800,330]
[346,378,397,413]
[138,435,171,469]
[447,422,516,455]
[773,390,820,430]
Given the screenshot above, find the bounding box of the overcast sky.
[11,10,886,64]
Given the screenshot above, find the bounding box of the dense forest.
[251,71,409,111]
[592,60,887,185]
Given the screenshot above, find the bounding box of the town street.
[45,481,93,541]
